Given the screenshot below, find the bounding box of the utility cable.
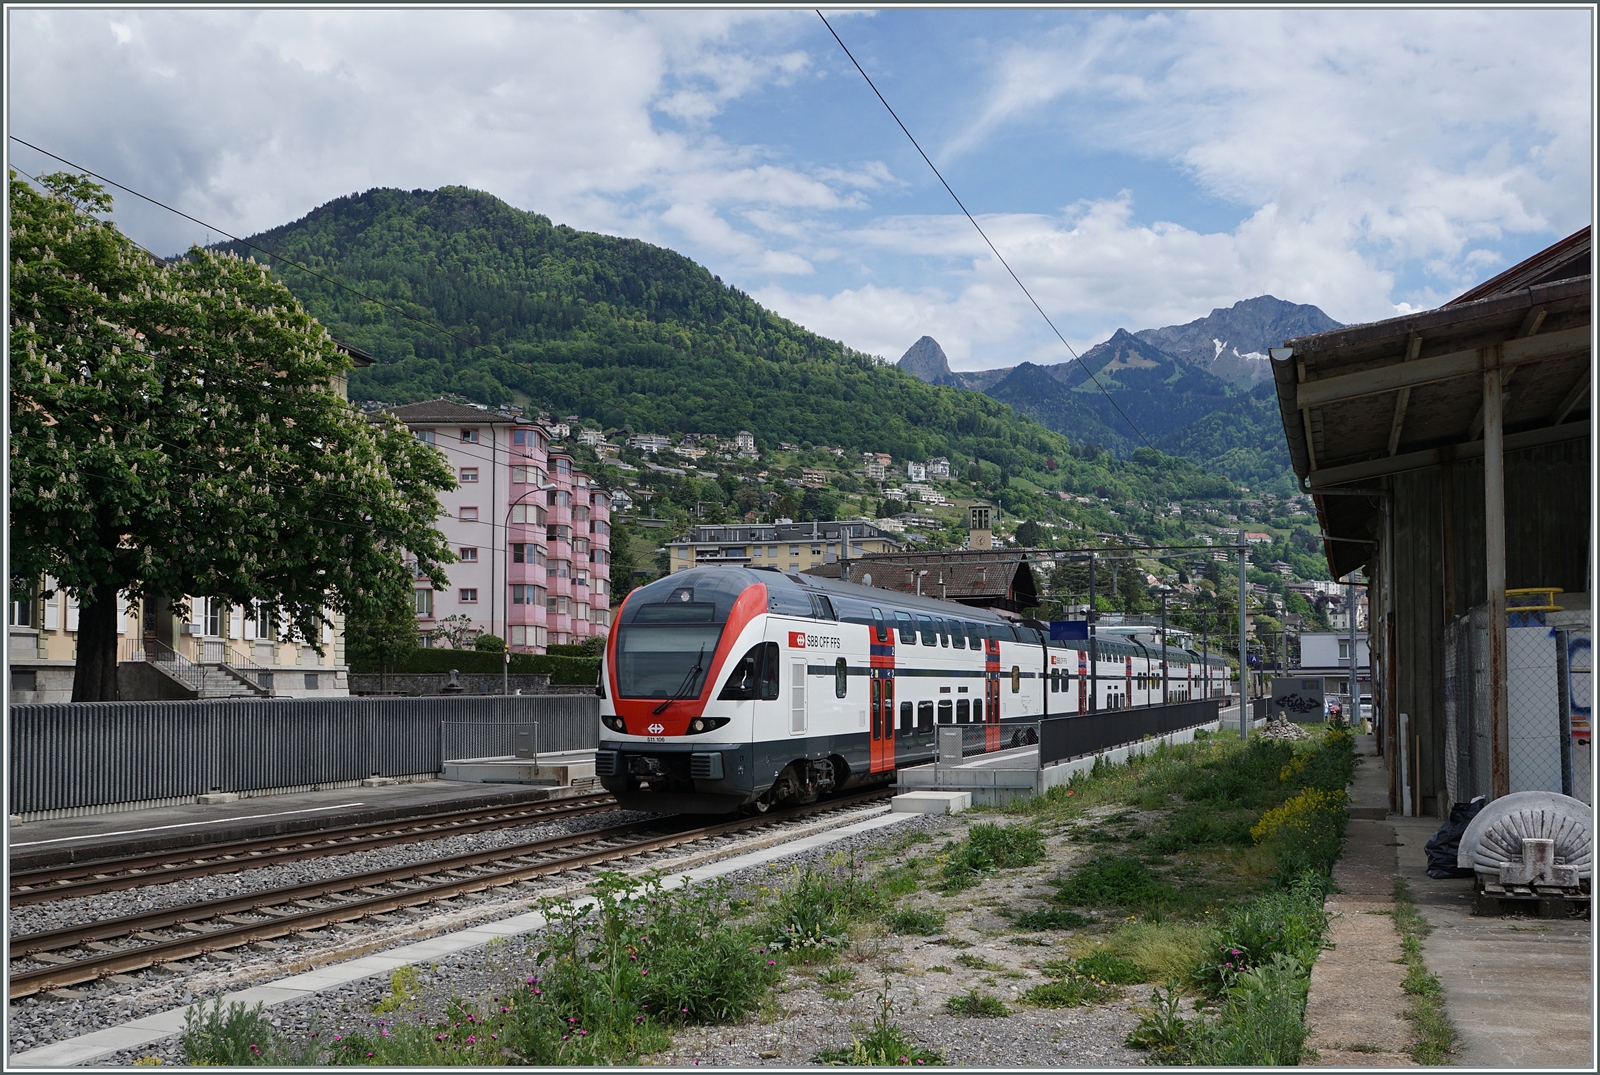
[815,11,1156,452]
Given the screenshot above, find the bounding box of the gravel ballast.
[67,808,1160,1068]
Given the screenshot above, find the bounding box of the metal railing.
[118,637,208,694]
[1037,698,1221,768]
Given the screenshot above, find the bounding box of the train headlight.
[683,717,728,735]
[691,719,705,733]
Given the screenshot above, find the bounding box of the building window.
[512,543,527,564]
[460,506,479,521]
[205,599,224,637]
[459,547,478,562]
[414,590,433,617]
[677,547,688,559]
[460,429,479,443]
[305,672,319,690]
[555,458,571,475]
[511,465,546,484]
[459,467,479,483]
[414,429,436,444]
[512,585,529,604]
[8,580,36,627]
[789,545,799,556]
[459,588,479,603]
[253,601,275,638]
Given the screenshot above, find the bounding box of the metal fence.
[8,694,599,816]
[1443,606,1591,804]
[1037,698,1222,768]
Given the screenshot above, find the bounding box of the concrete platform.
[891,790,971,815]
[440,749,597,788]
[7,777,606,871]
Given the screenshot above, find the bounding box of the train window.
[871,680,882,741]
[967,622,983,649]
[941,619,952,647]
[1050,669,1059,694]
[956,698,970,722]
[1011,665,1021,693]
[973,699,983,723]
[811,595,837,621]
[835,657,848,699]
[901,700,914,734]
[952,624,966,650]
[920,700,936,729]
[939,699,954,724]
[896,612,916,645]
[872,607,888,643]
[718,641,779,700]
[917,615,936,646]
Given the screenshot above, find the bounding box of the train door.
[984,636,1001,746]
[869,606,897,773]
[1125,656,1133,710]
[1077,651,1087,714]
[870,677,885,772]
[790,658,807,735]
[882,674,896,771]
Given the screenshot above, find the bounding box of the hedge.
[351,649,601,685]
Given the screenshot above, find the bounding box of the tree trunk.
[71,581,122,702]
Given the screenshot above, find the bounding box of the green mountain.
[213,185,1243,519]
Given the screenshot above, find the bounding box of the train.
[595,566,1230,814]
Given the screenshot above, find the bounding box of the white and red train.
[596,566,1229,814]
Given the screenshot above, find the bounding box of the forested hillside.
[216,185,1240,512]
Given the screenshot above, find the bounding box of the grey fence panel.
[9,695,601,815]
[1037,698,1221,768]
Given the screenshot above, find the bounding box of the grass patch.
[882,908,946,935]
[819,966,857,985]
[929,965,952,974]
[877,861,926,899]
[953,953,999,970]
[1023,976,1120,1008]
[1011,908,1094,931]
[1071,951,1146,984]
[1090,922,1215,985]
[945,990,1008,1018]
[938,823,1046,892]
[1054,854,1177,913]
[1393,878,1457,1064]
[768,857,883,951]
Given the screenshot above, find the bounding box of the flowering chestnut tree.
[9,172,455,700]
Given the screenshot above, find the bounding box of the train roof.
[657,565,1022,625]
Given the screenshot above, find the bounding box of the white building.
[927,457,951,479]
[735,430,757,455]
[577,429,605,446]
[627,433,671,453]
[864,461,886,481]
[906,461,928,481]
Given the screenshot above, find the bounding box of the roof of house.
[1271,229,1591,577]
[383,399,523,424]
[805,551,1039,613]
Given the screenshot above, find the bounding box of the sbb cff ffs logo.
[789,631,807,648]
[647,723,664,734]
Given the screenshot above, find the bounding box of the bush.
[946,990,1008,1018]
[348,647,600,684]
[815,980,942,1065]
[882,908,945,935]
[473,633,505,652]
[181,999,313,1066]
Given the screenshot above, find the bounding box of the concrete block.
[361,776,397,787]
[197,792,238,804]
[892,791,971,815]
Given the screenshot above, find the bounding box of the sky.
[7,6,1594,370]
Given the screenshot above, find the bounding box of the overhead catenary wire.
[815,11,1156,452]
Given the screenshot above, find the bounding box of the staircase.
[120,638,272,699]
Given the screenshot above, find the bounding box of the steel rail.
[8,795,618,904]
[7,790,891,999]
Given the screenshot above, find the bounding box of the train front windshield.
[614,602,724,698]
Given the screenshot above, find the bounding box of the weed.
[929,965,952,974]
[1125,980,1193,1054]
[1011,908,1093,932]
[953,953,998,971]
[815,979,942,1065]
[1393,878,1457,1064]
[180,999,312,1066]
[1346,1041,1384,1053]
[945,990,1008,1018]
[132,1058,162,1067]
[372,965,424,1014]
[1193,875,1329,997]
[768,858,881,951]
[1149,807,1255,853]
[819,966,857,985]
[882,908,946,935]
[1185,953,1311,1066]
[877,862,926,899]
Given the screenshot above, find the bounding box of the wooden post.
[1483,361,1510,799]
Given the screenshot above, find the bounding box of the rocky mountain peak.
[896,336,965,387]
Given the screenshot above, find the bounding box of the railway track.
[8,794,619,906]
[8,789,892,1000]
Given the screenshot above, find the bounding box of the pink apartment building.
[385,400,613,652]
